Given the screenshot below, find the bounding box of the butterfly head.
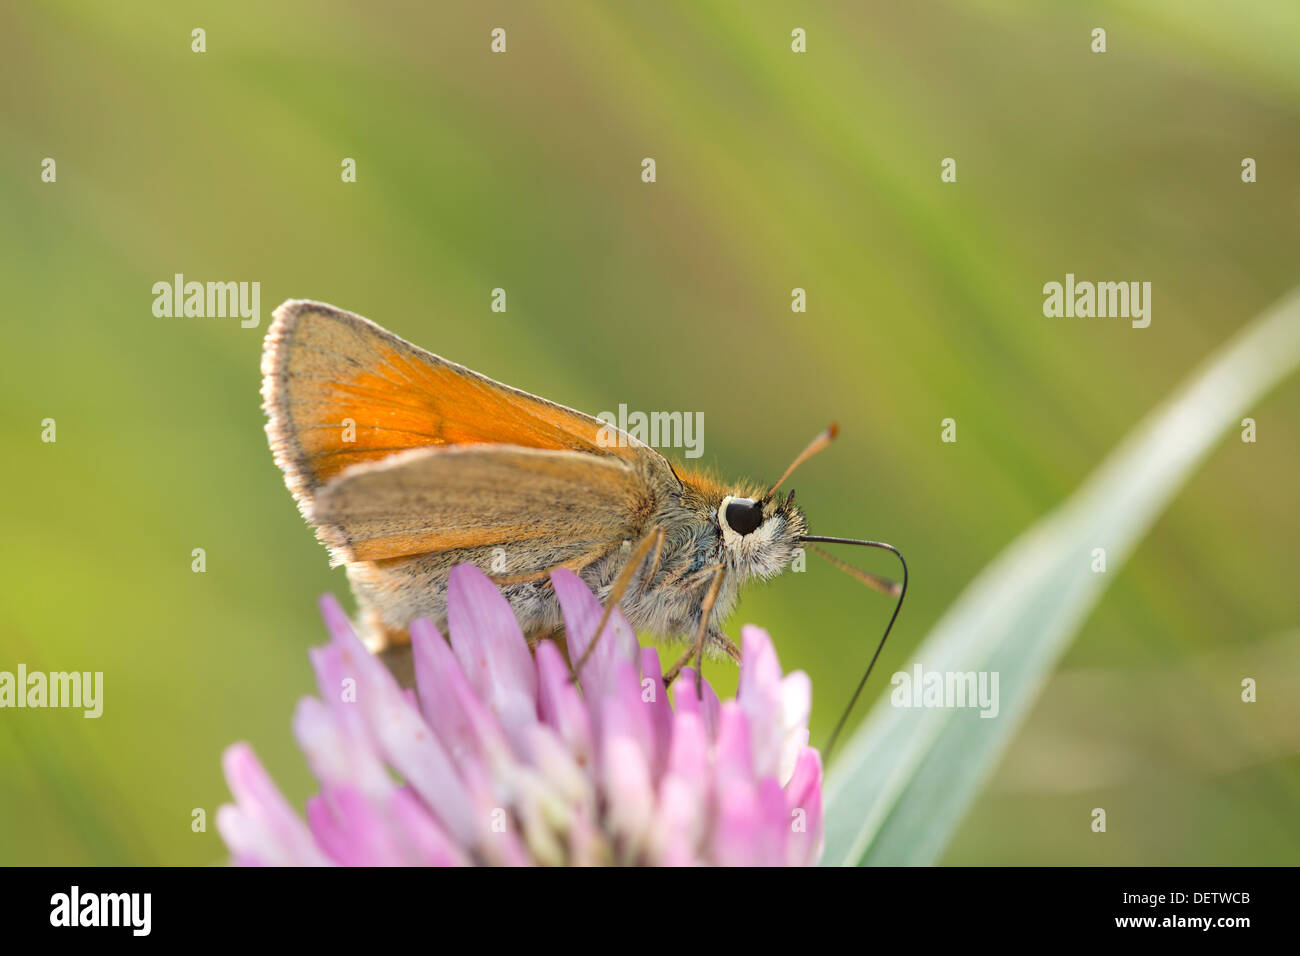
[716,488,807,579]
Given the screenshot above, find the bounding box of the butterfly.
[262,299,904,750]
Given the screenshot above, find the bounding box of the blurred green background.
[2,0,1297,865]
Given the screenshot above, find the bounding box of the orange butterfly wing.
[261,299,671,560]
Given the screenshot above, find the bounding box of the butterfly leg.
[662,624,737,686]
[708,629,741,663]
[487,553,593,586]
[570,526,666,682]
[525,625,568,660]
[662,563,727,697]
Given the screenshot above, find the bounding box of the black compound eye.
[724,497,763,536]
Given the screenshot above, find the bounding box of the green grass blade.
[821,287,1300,866]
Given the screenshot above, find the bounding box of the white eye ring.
[718,495,739,539]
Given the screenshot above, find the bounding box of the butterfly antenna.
[799,535,908,763]
[765,423,838,500]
